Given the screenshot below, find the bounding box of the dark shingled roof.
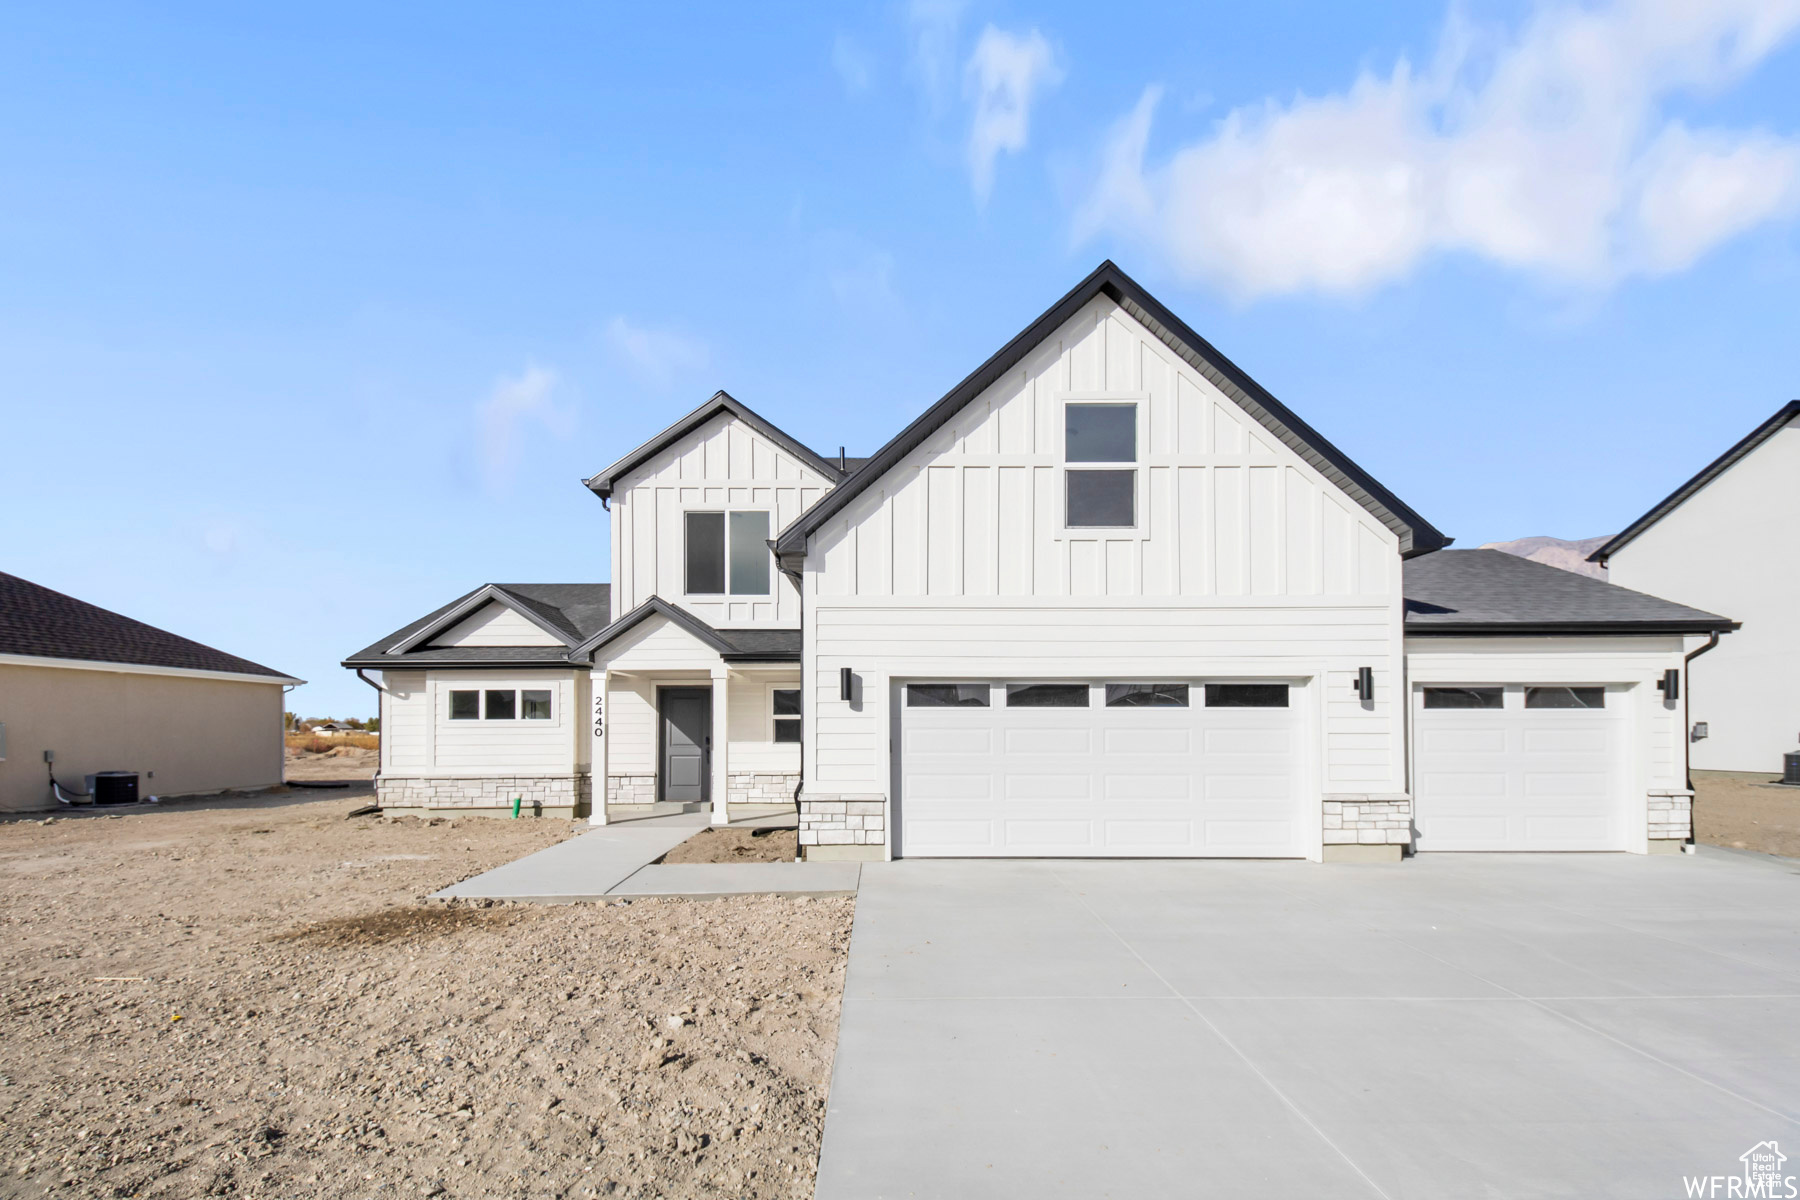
[1404,550,1736,635]
[344,584,801,668]
[0,571,295,679]
[582,392,849,501]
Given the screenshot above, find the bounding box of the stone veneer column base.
[799,793,885,859]
[377,774,588,818]
[1323,795,1412,850]
[1648,791,1693,842]
[729,772,801,807]
[606,774,657,806]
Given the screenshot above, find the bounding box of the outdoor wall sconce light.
[1354,666,1374,702]
[840,667,854,702]
[1658,668,1680,700]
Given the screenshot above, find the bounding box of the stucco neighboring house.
[345,261,1734,860]
[0,571,301,812]
[1590,401,1800,773]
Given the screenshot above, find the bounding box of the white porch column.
[589,669,611,826]
[711,665,730,825]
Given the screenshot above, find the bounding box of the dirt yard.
[0,790,854,1199]
[283,744,379,784]
[658,827,798,865]
[1694,769,1800,859]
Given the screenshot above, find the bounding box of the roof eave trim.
[583,391,844,500]
[1405,620,1740,636]
[775,261,1446,557]
[386,584,578,655]
[1,651,301,686]
[1590,400,1800,565]
[342,657,585,670]
[567,596,736,663]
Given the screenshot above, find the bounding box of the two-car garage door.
[1412,684,1629,851]
[897,681,1305,858]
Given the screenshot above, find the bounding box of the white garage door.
[897,681,1305,858]
[1413,684,1628,851]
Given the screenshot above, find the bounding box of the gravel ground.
[1694,768,1800,858]
[0,790,853,1199]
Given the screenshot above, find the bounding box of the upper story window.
[1065,402,1136,528]
[685,510,771,596]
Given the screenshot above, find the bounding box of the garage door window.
[1526,686,1605,709]
[1006,684,1089,707]
[1205,683,1288,708]
[1106,683,1189,707]
[907,684,989,707]
[1423,687,1503,709]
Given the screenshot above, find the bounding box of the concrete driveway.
[814,850,1800,1199]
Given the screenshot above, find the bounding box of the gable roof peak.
[583,389,845,501]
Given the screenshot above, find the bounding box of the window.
[522,689,553,720]
[484,689,517,720]
[1526,686,1605,710]
[1006,683,1089,707]
[1205,683,1289,708]
[771,688,802,743]
[1106,683,1189,708]
[685,510,771,596]
[449,690,479,720]
[1423,687,1504,710]
[906,684,989,707]
[1065,402,1136,528]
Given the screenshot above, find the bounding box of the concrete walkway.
[433,812,861,902]
[815,849,1800,1199]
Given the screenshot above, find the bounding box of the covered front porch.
[576,598,802,828]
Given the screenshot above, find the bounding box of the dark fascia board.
[567,596,737,663]
[775,260,1449,557]
[583,390,845,501]
[342,655,585,669]
[1405,620,1740,637]
[1590,400,1800,565]
[385,583,579,655]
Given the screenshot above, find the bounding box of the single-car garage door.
[897,680,1305,857]
[1413,684,1628,851]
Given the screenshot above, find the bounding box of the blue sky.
[3,1,1797,717]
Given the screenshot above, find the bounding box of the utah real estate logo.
[1685,1141,1795,1198]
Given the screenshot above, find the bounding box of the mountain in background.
[1478,535,1611,579]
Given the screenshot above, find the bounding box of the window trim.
[769,685,803,744]
[446,684,560,723]
[682,507,775,598]
[1056,393,1148,538]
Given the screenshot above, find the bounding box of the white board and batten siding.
[610,413,834,628]
[803,295,1410,856]
[377,669,582,777]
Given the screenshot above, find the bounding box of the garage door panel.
[899,680,1305,858]
[1415,687,1626,852]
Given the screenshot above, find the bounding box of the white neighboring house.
[345,262,1734,859]
[1591,401,1799,773]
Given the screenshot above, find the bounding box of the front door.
[659,688,712,803]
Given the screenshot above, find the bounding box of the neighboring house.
[310,721,357,735]
[0,571,301,812]
[345,262,1734,860]
[1590,401,1800,773]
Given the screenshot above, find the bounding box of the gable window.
[1065,402,1136,528]
[771,688,802,743]
[685,510,771,596]
[449,690,479,720]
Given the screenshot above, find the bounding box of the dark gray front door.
[660,688,711,803]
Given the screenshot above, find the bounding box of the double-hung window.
[685,510,771,596]
[771,688,802,743]
[1065,402,1137,528]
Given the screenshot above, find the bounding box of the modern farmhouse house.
[345,262,1734,861]
[1590,401,1798,774]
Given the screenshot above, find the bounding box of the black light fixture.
[1658,668,1680,700]
[1353,666,1375,702]
[840,667,854,702]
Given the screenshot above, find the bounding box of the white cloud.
[906,0,966,112]
[964,26,1062,204]
[1075,0,1800,299]
[832,33,874,96]
[602,317,709,390]
[813,231,901,314]
[476,363,569,494]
